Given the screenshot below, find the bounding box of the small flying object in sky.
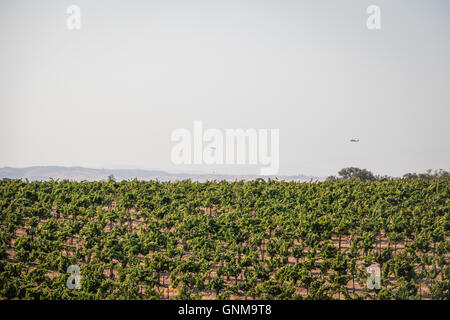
[350,139,359,142]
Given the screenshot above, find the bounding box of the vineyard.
[0,178,448,300]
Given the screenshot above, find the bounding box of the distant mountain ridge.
[0,166,320,182]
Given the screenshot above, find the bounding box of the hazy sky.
[1,0,449,177]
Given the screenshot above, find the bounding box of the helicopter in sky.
[350,138,360,142]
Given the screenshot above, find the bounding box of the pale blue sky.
[0,0,449,176]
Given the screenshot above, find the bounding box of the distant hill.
[0,166,320,182]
